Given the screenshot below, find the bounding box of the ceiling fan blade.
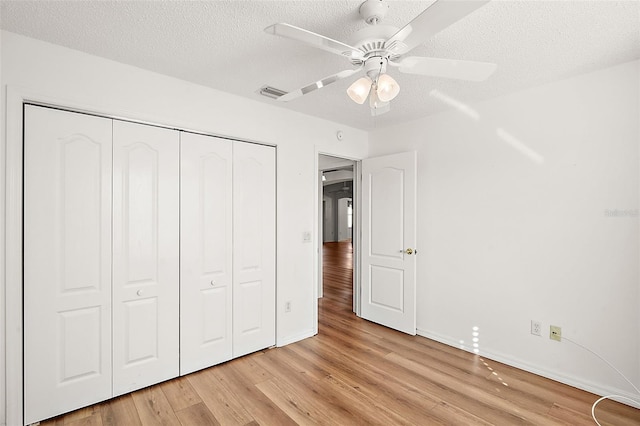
[397,56,496,81]
[385,0,490,56]
[265,23,364,60]
[278,68,363,102]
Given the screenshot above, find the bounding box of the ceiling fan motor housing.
[359,0,389,25]
[364,56,387,78]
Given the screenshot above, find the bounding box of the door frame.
[3,86,277,426]
[314,152,362,334]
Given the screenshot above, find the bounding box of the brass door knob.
[405,248,413,255]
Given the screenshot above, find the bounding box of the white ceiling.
[1,0,639,130]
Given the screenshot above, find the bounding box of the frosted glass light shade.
[347,77,373,104]
[376,73,400,102]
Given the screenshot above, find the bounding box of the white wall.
[0,31,368,425]
[369,60,640,401]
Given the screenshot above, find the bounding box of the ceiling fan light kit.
[265,0,496,116]
[347,56,399,105]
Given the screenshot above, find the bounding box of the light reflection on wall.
[458,325,481,353]
[429,89,545,166]
[429,89,480,121]
[496,127,545,164]
[472,326,480,354]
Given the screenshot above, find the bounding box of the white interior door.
[180,132,233,375]
[233,143,276,357]
[24,105,113,424]
[112,121,180,395]
[361,151,417,335]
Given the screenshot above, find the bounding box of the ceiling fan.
[265,0,497,116]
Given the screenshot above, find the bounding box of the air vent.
[258,86,287,99]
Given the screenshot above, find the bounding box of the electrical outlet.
[550,325,561,342]
[285,301,291,313]
[531,320,541,336]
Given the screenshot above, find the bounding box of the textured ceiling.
[1,0,639,130]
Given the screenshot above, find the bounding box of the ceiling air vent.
[259,86,287,100]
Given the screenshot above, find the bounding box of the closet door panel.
[24,105,113,424]
[180,132,233,375]
[233,143,276,358]
[112,121,180,395]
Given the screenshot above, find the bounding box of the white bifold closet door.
[180,132,233,375]
[180,134,276,370]
[24,104,273,423]
[112,121,180,395]
[24,106,113,424]
[233,142,276,358]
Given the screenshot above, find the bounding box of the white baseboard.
[416,328,640,409]
[277,329,317,347]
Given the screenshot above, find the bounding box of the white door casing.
[361,151,417,335]
[112,120,180,395]
[232,143,276,357]
[23,106,113,424]
[180,132,234,374]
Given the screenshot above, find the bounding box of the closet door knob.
[136,289,143,296]
[405,248,414,255]
[210,280,216,286]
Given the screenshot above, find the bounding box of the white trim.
[313,150,319,336]
[277,329,317,348]
[353,160,362,317]
[5,85,27,426]
[317,169,324,300]
[416,328,640,409]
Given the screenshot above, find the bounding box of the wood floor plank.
[53,405,100,425]
[266,344,331,382]
[159,375,202,412]
[174,402,221,426]
[385,351,566,425]
[63,411,103,426]
[321,374,419,425]
[210,357,297,426]
[429,401,495,426]
[254,377,336,425]
[131,385,181,425]
[288,336,445,425]
[187,365,254,425]
[255,345,405,425]
[226,351,274,385]
[547,403,597,426]
[100,395,142,426]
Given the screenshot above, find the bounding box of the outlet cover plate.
[531,320,541,336]
[550,325,561,341]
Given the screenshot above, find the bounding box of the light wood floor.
[41,241,639,425]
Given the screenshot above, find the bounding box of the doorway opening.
[318,154,357,318]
